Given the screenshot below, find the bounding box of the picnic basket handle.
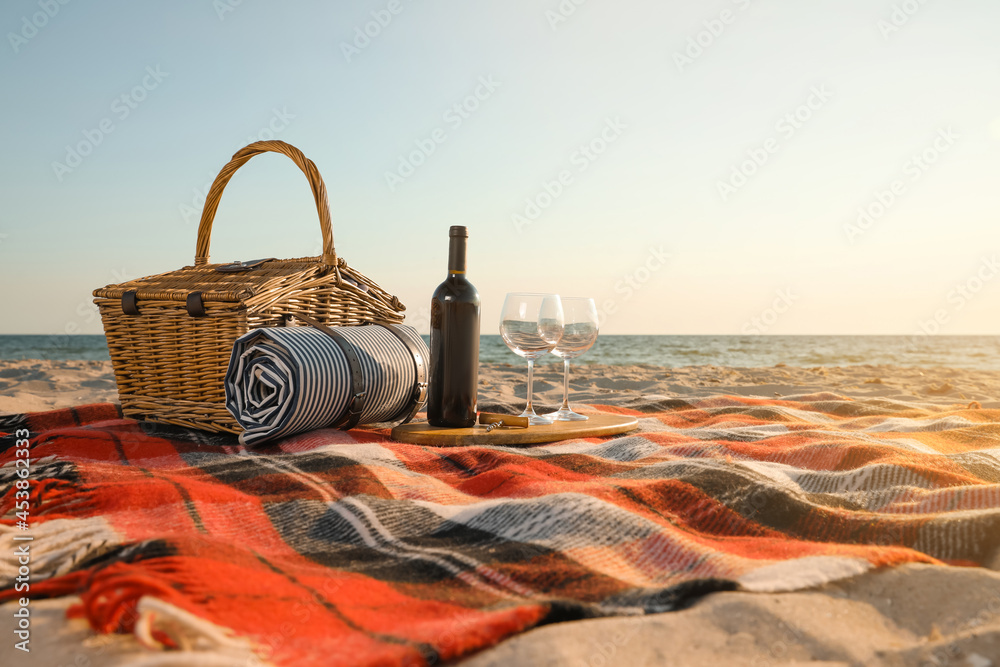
[194,140,337,268]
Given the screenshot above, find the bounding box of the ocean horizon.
[2,334,999,370]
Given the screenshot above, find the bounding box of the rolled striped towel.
[224,323,427,445]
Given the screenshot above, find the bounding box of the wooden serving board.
[390,413,639,447]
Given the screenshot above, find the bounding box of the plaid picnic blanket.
[3,394,1000,665]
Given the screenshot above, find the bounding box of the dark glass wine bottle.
[427,226,481,427]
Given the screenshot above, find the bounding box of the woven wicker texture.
[93,140,405,433]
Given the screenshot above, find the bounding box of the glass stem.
[561,358,571,410]
[525,358,535,415]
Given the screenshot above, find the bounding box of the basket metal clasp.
[215,258,275,273]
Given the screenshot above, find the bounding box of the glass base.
[553,407,589,422]
[519,407,555,426]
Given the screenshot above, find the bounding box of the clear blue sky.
[1,0,999,336]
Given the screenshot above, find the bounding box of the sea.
[2,334,1000,370]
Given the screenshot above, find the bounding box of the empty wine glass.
[551,297,599,421]
[500,293,564,425]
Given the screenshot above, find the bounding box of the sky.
[1,0,999,336]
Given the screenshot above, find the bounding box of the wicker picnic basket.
[93,140,405,433]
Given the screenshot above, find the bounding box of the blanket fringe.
[134,596,262,659]
[737,556,873,592]
[69,563,265,665]
[0,517,121,587]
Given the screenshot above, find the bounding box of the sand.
[0,360,118,415]
[3,360,1000,666]
[3,359,998,417]
[462,564,1000,667]
[487,361,1000,411]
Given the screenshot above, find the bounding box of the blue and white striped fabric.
[224,324,426,445]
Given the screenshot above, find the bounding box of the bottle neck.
[448,235,467,276]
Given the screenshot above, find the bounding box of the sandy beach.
[4,359,999,416]
[0,360,119,415]
[3,360,1000,665]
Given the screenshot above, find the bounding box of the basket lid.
[94,257,330,303]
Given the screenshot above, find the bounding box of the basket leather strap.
[121,291,140,316]
[186,292,206,317]
[377,323,428,426]
[289,313,367,431]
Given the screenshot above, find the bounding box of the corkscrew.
[478,413,530,432]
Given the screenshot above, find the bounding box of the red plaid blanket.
[3,395,1000,665]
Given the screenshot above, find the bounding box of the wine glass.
[551,298,599,421]
[500,293,564,425]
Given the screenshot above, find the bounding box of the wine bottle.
[427,226,481,427]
